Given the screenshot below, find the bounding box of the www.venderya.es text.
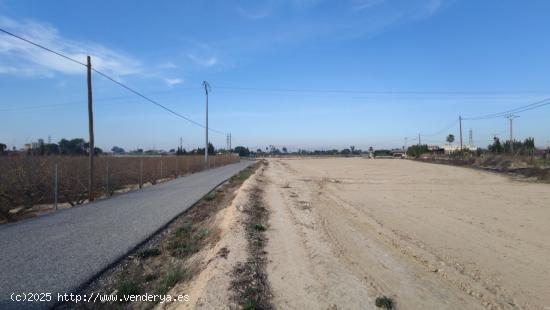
[11,292,190,304]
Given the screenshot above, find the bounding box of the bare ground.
[262,157,550,310]
[71,157,550,309]
[160,162,268,310]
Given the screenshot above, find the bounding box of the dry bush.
[0,154,239,222]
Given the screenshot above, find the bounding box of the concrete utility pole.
[202,81,210,165]
[229,133,232,151]
[418,133,421,146]
[507,114,519,154]
[459,115,463,151]
[87,56,95,202]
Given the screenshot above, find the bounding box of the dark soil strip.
[415,157,550,182]
[231,162,273,310]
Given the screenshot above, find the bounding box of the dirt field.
[263,157,550,310]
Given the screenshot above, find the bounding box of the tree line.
[0,139,237,157]
[2,138,105,156]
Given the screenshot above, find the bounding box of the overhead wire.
[0,27,224,135]
[4,27,550,143]
[420,119,459,137]
[462,97,550,120]
[214,86,549,96]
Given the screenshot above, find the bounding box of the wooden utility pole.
[507,115,519,154]
[459,115,463,152]
[203,81,210,166]
[87,56,95,202]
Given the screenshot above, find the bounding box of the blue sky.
[1,0,550,151]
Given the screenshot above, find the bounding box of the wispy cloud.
[198,0,448,66]
[187,54,219,67]
[0,15,141,78]
[352,0,386,11]
[236,0,323,20]
[164,78,184,87]
[238,7,271,20]
[424,0,443,15]
[157,62,178,69]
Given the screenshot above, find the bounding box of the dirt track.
[264,157,550,310]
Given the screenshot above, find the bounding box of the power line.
[416,96,550,146]
[420,119,459,137]
[92,69,220,132]
[0,94,157,112]
[463,97,550,120]
[0,28,86,67]
[214,85,549,95]
[0,27,224,135]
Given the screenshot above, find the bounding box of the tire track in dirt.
[264,157,550,310]
[265,160,372,309]
[263,158,504,309]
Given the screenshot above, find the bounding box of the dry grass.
[418,154,550,182]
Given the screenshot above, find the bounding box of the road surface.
[0,160,254,309]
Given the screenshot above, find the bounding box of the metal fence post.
[106,160,110,196]
[139,157,143,188]
[54,163,58,211]
[175,156,179,178]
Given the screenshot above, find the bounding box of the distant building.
[442,144,476,154]
[428,145,445,155]
[25,139,45,151]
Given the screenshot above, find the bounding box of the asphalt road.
[0,160,254,309]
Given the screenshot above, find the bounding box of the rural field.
[3,2,550,309]
[258,157,549,310]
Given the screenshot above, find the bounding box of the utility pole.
[404,137,408,150]
[202,81,210,165]
[507,114,519,154]
[418,133,421,146]
[87,56,95,202]
[459,115,463,152]
[229,133,232,151]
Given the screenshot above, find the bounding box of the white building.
[442,143,476,154]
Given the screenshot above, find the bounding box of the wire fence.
[0,154,239,221]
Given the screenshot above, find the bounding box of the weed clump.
[375,296,394,309]
[154,266,185,295]
[116,268,144,298]
[166,222,208,258]
[253,223,266,231]
[137,247,161,259]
